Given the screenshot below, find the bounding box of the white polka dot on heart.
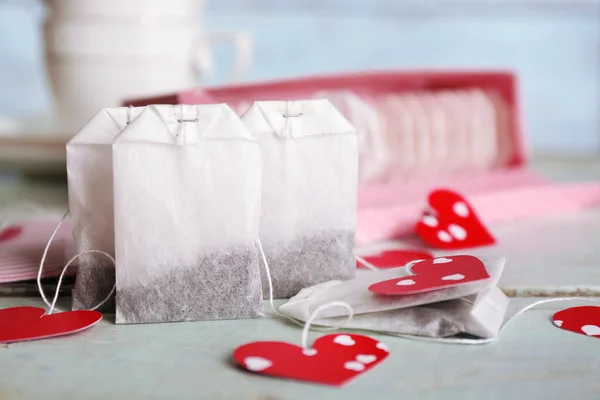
[376,342,389,352]
[437,230,452,242]
[244,357,272,371]
[356,354,377,364]
[448,224,467,240]
[344,361,365,372]
[453,202,469,217]
[422,215,438,227]
[333,335,356,346]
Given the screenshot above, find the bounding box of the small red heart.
[233,333,389,386]
[416,189,495,250]
[356,249,433,269]
[0,225,22,242]
[552,306,600,339]
[0,306,102,344]
[368,255,489,295]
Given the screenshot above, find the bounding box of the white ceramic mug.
[43,0,252,130]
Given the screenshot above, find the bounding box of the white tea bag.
[67,106,144,310]
[112,104,263,324]
[279,257,508,339]
[241,100,359,298]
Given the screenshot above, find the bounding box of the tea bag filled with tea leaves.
[279,257,508,339]
[112,104,263,324]
[67,106,144,310]
[241,100,359,299]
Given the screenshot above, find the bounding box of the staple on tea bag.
[67,106,144,310]
[241,99,359,299]
[112,104,263,324]
[278,257,508,339]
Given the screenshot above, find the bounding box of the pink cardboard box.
[126,70,600,244]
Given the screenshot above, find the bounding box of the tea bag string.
[256,238,354,333]
[394,297,600,345]
[355,255,423,275]
[301,301,354,351]
[38,209,116,315]
[355,255,379,271]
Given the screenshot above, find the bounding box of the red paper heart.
[356,249,433,269]
[416,189,495,250]
[0,306,102,344]
[233,333,389,386]
[368,255,489,295]
[552,306,600,339]
[0,225,22,242]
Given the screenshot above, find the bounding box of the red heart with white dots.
[233,333,389,386]
[552,306,600,339]
[0,225,22,242]
[368,255,489,295]
[356,249,433,269]
[416,189,495,250]
[0,306,103,344]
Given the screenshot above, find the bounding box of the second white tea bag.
[113,104,263,324]
[67,106,143,310]
[241,100,359,299]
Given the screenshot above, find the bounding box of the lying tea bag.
[279,257,508,338]
[67,106,144,310]
[112,104,263,324]
[241,99,359,299]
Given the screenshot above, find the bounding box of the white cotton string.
[404,259,424,276]
[38,209,116,315]
[46,250,116,315]
[355,255,379,271]
[256,239,355,333]
[354,254,425,274]
[394,297,600,345]
[301,301,354,351]
[37,210,69,308]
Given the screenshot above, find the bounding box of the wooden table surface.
[1,297,599,400]
[1,156,599,399]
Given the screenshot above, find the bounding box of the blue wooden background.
[0,0,599,154]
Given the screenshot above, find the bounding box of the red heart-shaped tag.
[368,255,489,295]
[0,306,103,344]
[552,306,600,339]
[356,249,433,269]
[233,333,389,386]
[416,189,495,250]
[0,225,22,242]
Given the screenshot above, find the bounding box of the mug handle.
[192,31,253,83]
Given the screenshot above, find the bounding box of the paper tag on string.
[553,306,600,339]
[368,255,490,296]
[234,333,389,386]
[416,189,495,249]
[0,225,22,242]
[0,306,102,344]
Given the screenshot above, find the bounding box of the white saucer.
[0,114,70,173]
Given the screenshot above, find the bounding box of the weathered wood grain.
[0,297,598,399]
